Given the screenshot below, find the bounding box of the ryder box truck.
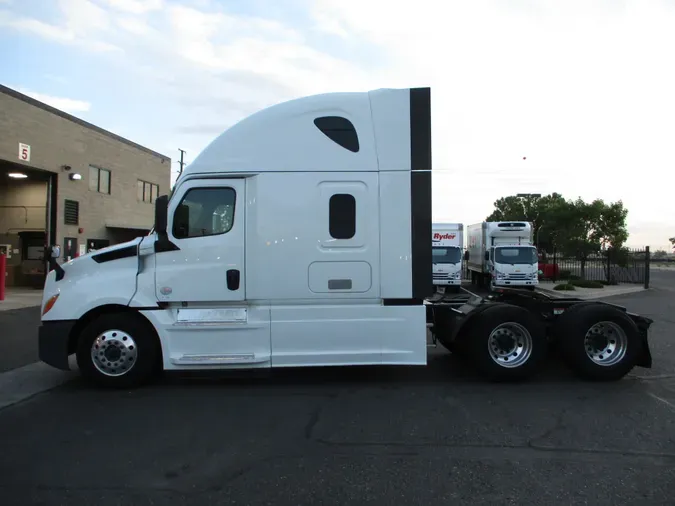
[38,87,653,387]
[432,223,464,292]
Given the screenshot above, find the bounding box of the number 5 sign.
[18,143,31,162]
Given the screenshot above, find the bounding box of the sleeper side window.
[172,187,236,239]
[314,116,360,153]
[329,193,356,239]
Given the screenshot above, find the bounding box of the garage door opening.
[0,160,56,289]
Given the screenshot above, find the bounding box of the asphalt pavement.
[0,271,674,505]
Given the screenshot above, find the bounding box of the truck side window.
[314,116,360,153]
[173,187,236,239]
[329,193,356,239]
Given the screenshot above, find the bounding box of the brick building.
[0,84,171,288]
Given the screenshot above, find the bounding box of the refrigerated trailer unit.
[467,221,539,291]
[432,223,464,292]
[38,87,653,387]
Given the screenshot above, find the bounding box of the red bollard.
[0,254,6,301]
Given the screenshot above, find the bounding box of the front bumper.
[38,320,77,371]
[493,279,538,287]
[433,279,461,286]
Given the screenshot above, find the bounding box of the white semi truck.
[467,221,539,291]
[432,223,464,293]
[38,87,653,388]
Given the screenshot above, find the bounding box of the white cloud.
[309,0,675,245]
[100,0,164,14]
[0,6,121,52]
[2,0,673,245]
[18,88,91,114]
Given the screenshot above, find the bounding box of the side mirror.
[173,204,190,239]
[484,251,490,261]
[464,250,469,261]
[155,195,169,235]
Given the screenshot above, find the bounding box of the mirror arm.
[47,245,66,281]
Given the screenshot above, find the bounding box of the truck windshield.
[432,246,462,263]
[494,247,538,265]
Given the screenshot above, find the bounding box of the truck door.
[155,179,246,303]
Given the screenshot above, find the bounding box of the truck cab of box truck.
[37,87,435,387]
[466,221,538,290]
[485,222,538,290]
[431,223,463,292]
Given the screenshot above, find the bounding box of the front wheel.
[76,312,161,388]
[466,304,547,381]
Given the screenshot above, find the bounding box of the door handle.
[226,269,240,291]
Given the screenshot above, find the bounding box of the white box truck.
[467,221,539,291]
[432,223,463,292]
[37,87,653,387]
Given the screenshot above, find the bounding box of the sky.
[0,0,673,250]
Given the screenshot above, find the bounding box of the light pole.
[536,223,545,250]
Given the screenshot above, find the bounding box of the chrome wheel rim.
[90,329,138,377]
[488,322,533,368]
[584,321,628,367]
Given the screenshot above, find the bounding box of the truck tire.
[466,304,547,382]
[554,303,641,381]
[76,312,161,388]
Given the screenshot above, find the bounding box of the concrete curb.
[0,303,41,312]
[537,285,647,300]
[0,357,78,411]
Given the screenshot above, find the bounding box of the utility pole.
[177,149,186,177]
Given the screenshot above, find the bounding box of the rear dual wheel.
[553,303,642,381]
[464,304,547,381]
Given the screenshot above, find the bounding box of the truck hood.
[74,237,143,263]
[42,237,144,321]
[52,236,143,284]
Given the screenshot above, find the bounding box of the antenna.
[177,149,186,177]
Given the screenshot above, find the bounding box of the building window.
[89,165,111,194]
[173,187,236,239]
[64,199,79,225]
[137,180,159,203]
[329,193,356,239]
[314,116,360,153]
[86,239,110,253]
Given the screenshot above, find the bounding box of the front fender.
[42,254,140,322]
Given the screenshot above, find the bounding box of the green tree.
[486,193,629,278]
[485,193,568,250]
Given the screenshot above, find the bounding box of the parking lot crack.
[304,404,322,440]
[527,406,570,447]
[312,438,675,463]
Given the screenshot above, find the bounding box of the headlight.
[494,271,505,279]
